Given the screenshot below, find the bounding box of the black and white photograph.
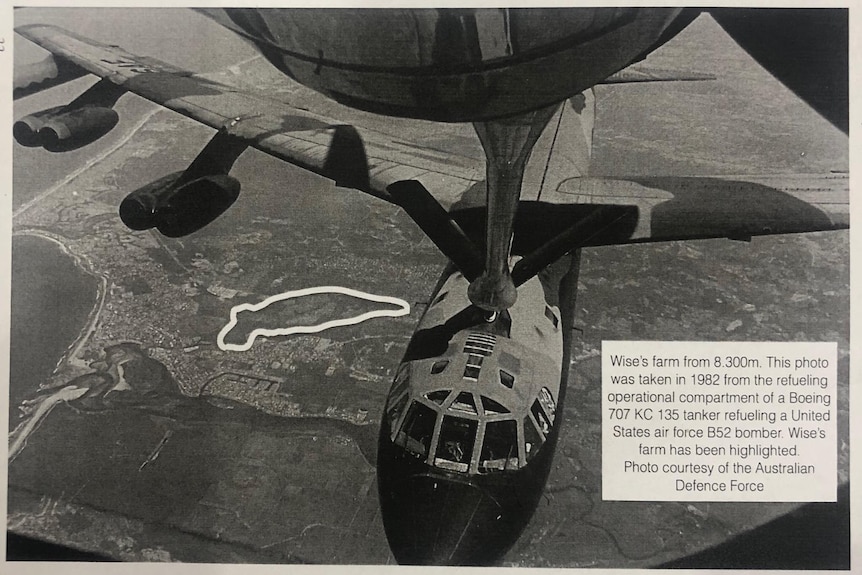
[5,5,851,569]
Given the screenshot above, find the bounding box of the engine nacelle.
[13,105,65,147]
[119,172,241,238]
[13,105,119,152]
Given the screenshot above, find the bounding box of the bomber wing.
[15,23,848,249]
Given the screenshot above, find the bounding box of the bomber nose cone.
[380,474,506,565]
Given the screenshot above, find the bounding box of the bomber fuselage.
[377,256,578,564]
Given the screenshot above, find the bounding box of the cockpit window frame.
[522,413,545,463]
[478,419,519,473]
[389,363,410,401]
[538,386,557,425]
[481,395,510,415]
[450,391,478,415]
[396,400,438,460]
[425,389,451,405]
[387,391,410,440]
[531,398,552,437]
[388,339,555,474]
[433,414,479,473]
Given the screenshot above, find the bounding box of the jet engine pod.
[13,105,66,147]
[14,105,120,152]
[119,171,184,231]
[40,106,120,152]
[120,173,241,237]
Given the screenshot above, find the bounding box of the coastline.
[9,232,104,399]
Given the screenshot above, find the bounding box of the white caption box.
[602,341,836,502]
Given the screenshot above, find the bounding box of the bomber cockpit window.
[387,392,410,438]
[386,366,411,437]
[523,415,544,462]
[463,354,483,381]
[481,395,509,415]
[425,390,450,405]
[538,387,556,423]
[389,364,410,400]
[430,360,449,374]
[396,401,437,459]
[450,392,477,415]
[531,399,552,436]
[434,415,477,473]
[479,419,518,472]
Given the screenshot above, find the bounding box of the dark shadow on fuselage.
[450,202,639,253]
[401,305,511,362]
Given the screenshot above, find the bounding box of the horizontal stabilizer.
[537,173,848,244]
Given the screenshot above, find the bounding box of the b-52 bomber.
[11,7,848,566]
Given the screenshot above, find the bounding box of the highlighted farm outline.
[217,286,411,352]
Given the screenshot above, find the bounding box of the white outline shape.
[216,286,411,352]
